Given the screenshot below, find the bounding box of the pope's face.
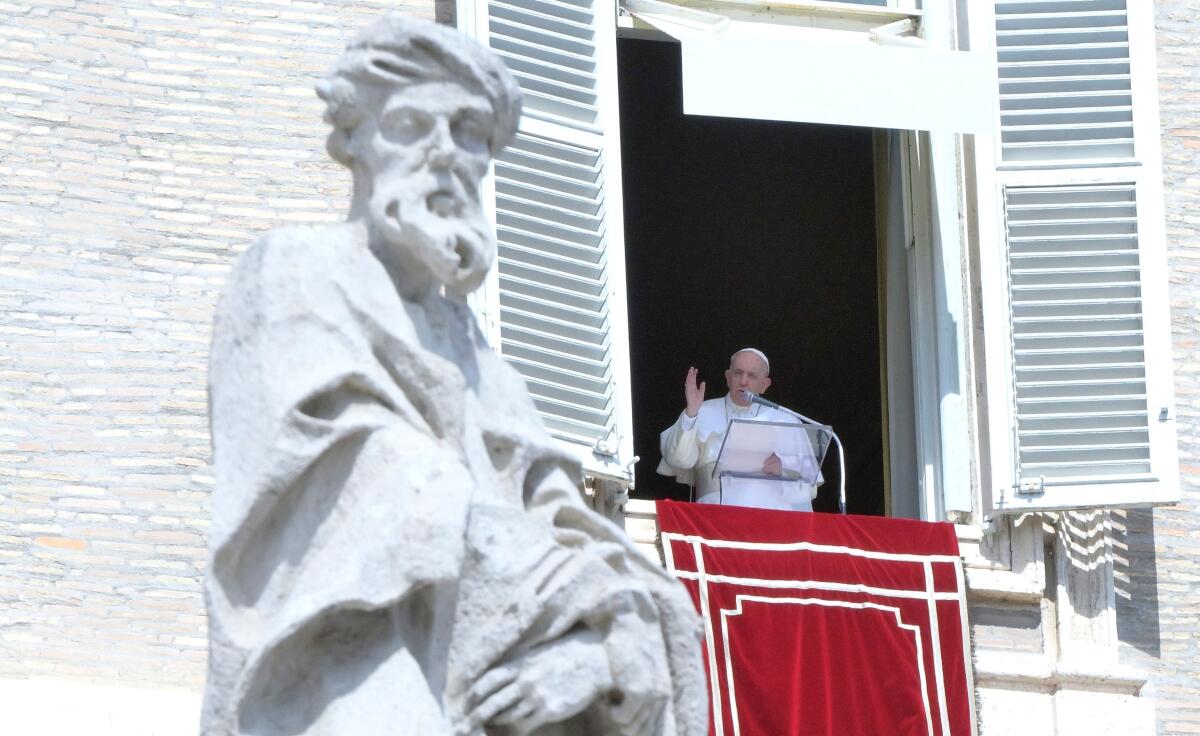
[364,81,497,295]
[725,351,771,407]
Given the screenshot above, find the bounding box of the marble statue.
[201,14,707,736]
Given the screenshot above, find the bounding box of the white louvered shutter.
[1005,184,1151,480]
[459,0,635,478]
[995,0,1134,163]
[979,1,1179,512]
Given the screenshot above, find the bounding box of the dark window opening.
[618,37,885,516]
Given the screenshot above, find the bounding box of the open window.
[460,0,995,521]
[615,1,998,523]
[970,1,1181,514]
[617,37,887,514]
[620,0,995,522]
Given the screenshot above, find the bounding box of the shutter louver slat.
[496,176,602,214]
[502,323,608,363]
[500,292,605,329]
[497,212,603,247]
[523,379,610,411]
[499,256,607,295]
[995,0,1134,163]
[1018,377,1145,391]
[1000,61,1128,75]
[994,10,1127,30]
[504,354,609,392]
[1005,183,1152,482]
[503,305,607,345]
[498,235,602,270]
[500,273,604,312]
[493,127,618,446]
[499,240,604,278]
[996,43,1128,62]
[502,339,607,378]
[498,203,605,240]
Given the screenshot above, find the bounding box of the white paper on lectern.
[714,419,828,485]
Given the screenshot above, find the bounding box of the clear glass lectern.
[711,419,832,512]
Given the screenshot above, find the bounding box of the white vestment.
[657,394,822,512]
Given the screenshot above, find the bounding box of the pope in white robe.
[657,349,823,512]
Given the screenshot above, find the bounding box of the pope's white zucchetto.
[731,348,770,374]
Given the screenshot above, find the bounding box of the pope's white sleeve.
[660,411,701,470]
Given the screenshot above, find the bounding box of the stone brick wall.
[1112,4,1200,735]
[0,0,438,690]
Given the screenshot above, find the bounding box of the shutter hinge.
[1016,476,1044,495]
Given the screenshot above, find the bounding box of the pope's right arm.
[660,367,706,470]
[660,411,701,470]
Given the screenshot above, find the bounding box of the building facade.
[0,0,1196,733]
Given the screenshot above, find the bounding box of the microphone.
[741,390,782,410]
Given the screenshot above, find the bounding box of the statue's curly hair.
[315,14,522,166]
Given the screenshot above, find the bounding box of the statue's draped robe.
[203,225,706,736]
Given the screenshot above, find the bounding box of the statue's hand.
[466,628,612,735]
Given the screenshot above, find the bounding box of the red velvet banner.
[656,501,975,736]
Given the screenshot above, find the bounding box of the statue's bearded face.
[364,81,497,295]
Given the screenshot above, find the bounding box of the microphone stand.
[744,392,847,514]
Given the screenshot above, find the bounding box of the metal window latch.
[1016,476,1044,495]
[593,428,620,457]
